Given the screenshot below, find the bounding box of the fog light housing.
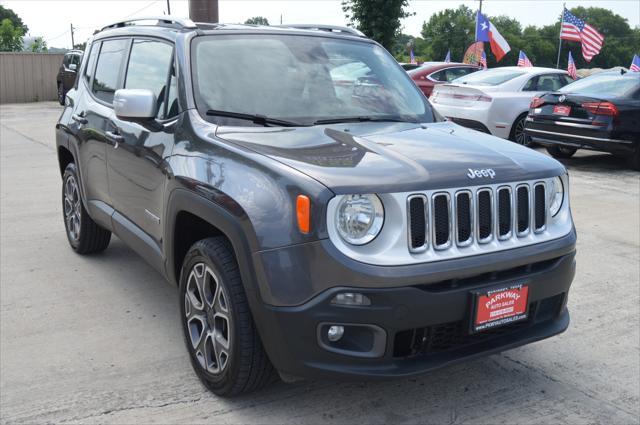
[327,325,344,342]
[331,292,371,306]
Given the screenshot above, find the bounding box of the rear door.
[106,38,176,247]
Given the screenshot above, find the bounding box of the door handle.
[71,113,88,124]
[105,130,124,148]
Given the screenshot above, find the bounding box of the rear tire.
[179,237,277,396]
[546,145,577,159]
[57,82,65,105]
[62,163,111,254]
[509,113,534,147]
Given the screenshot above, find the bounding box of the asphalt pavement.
[1,102,638,424]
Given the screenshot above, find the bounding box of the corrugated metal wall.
[0,53,65,104]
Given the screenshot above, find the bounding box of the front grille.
[407,181,548,254]
[432,194,451,248]
[497,187,512,238]
[517,186,530,234]
[393,294,564,358]
[477,189,492,241]
[408,195,427,251]
[455,192,472,245]
[534,184,546,231]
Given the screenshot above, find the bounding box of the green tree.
[0,18,25,52]
[342,0,414,51]
[420,5,475,63]
[29,36,47,52]
[74,41,87,51]
[0,5,27,33]
[244,16,269,26]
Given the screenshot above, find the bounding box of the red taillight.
[530,97,545,108]
[582,101,619,116]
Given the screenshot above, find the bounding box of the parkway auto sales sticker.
[472,284,529,333]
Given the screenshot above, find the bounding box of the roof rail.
[275,24,365,37]
[100,16,197,32]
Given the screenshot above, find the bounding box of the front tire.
[179,237,276,396]
[509,113,533,147]
[546,145,577,159]
[62,163,111,254]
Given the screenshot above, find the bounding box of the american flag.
[561,8,604,62]
[631,54,640,72]
[517,50,532,67]
[567,51,577,79]
[480,50,487,69]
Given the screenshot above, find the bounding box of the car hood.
[215,121,565,194]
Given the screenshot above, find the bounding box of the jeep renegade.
[56,17,576,396]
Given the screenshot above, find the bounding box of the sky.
[3,0,639,49]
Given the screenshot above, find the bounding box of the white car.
[430,67,574,146]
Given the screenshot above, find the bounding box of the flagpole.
[556,2,566,69]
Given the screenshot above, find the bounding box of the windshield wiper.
[313,116,417,125]
[206,109,301,127]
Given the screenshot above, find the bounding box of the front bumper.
[251,232,576,380]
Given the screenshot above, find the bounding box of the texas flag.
[476,11,511,62]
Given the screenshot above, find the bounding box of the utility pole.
[166,0,171,15]
[188,0,218,23]
[280,14,282,25]
[70,23,75,49]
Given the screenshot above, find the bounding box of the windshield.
[560,74,640,97]
[453,69,525,86]
[192,34,434,126]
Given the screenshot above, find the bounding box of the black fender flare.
[164,188,263,305]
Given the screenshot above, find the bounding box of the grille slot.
[432,193,451,249]
[497,187,512,239]
[516,185,530,235]
[477,189,493,242]
[534,183,546,231]
[408,195,428,251]
[455,191,472,245]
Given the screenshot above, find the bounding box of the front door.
[106,38,176,246]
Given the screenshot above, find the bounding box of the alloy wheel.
[514,118,532,146]
[184,263,232,375]
[63,175,81,241]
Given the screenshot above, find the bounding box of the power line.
[123,0,160,19]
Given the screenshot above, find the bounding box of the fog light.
[331,292,371,306]
[327,325,344,342]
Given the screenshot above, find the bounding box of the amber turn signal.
[296,195,311,234]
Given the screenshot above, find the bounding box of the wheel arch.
[57,145,75,176]
[165,188,262,304]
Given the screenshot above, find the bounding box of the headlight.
[336,194,384,245]
[549,176,564,216]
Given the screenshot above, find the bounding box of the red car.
[408,62,482,97]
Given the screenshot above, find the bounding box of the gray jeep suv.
[55,17,576,396]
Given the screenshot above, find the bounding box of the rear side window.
[124,39,174,118]
[92,39,129,104]
[523,74,568,92]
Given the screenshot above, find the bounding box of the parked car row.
[408,63,640,170]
